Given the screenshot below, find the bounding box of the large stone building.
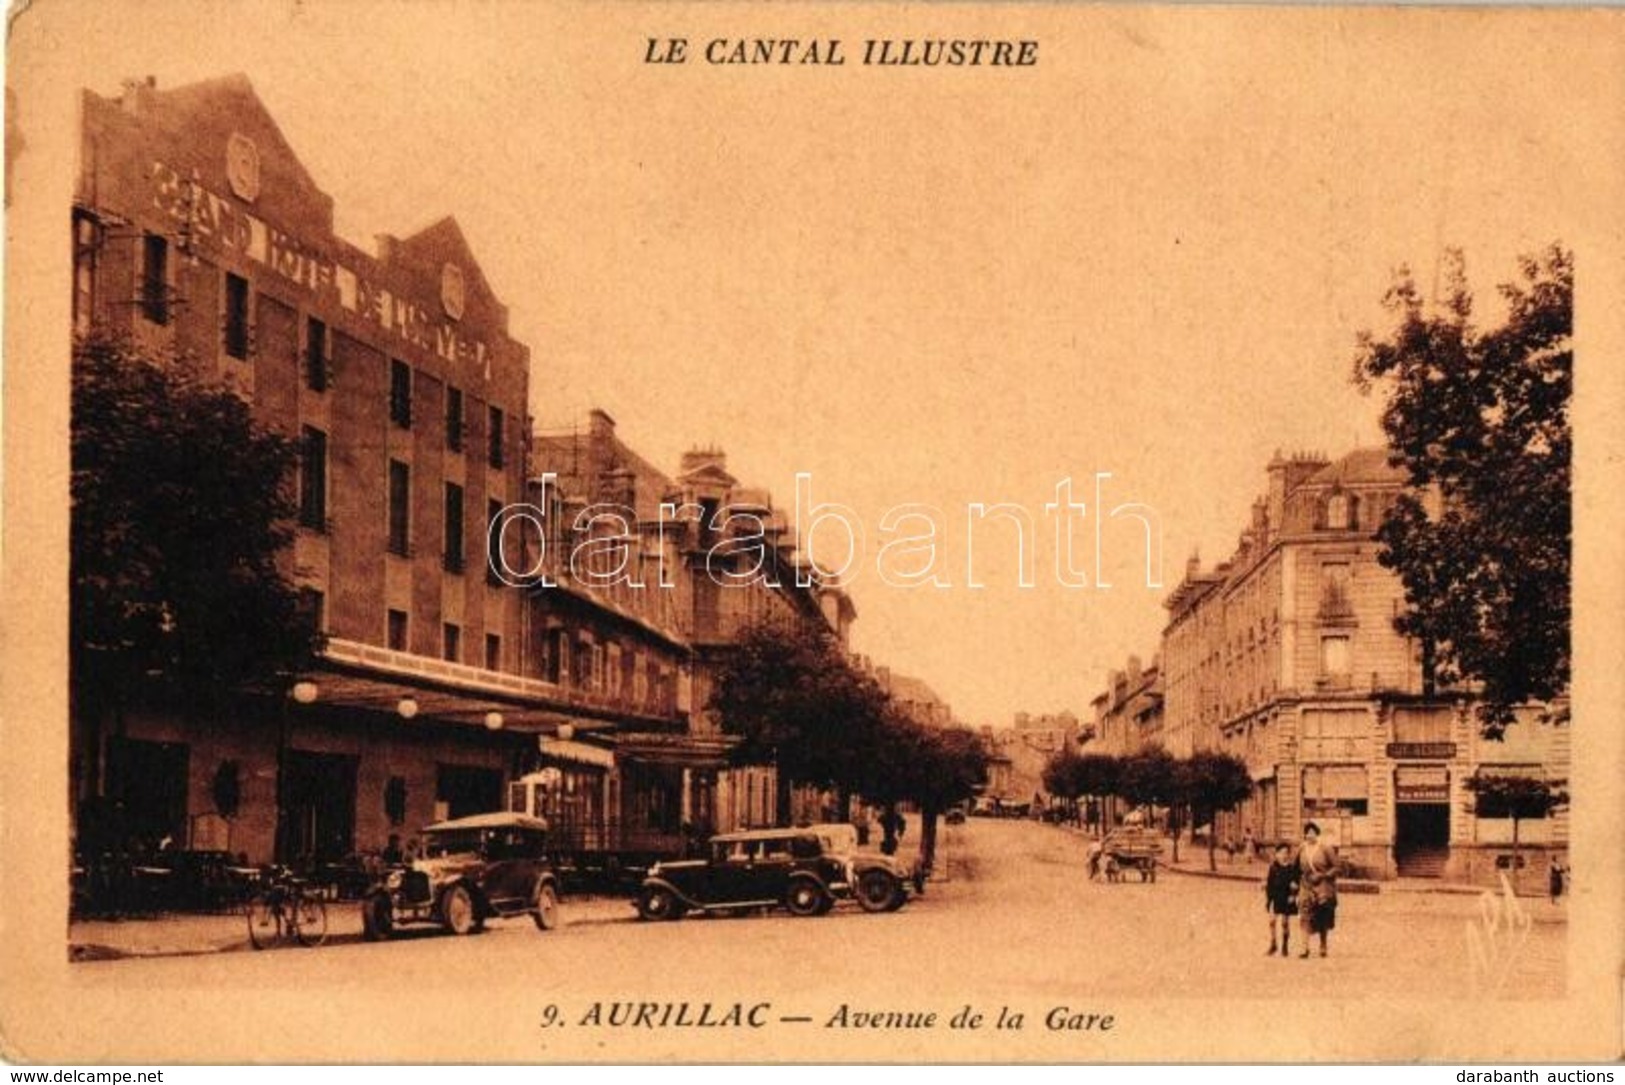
[68,75,856,877]
[1107,448,1570,886]
[980,711,1086,808]
[72,74,552,868]
[524,411,853,848]
[1088,655,1163,758]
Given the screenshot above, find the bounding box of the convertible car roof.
[423,812,550,833]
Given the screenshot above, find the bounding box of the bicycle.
[245,866,329,949]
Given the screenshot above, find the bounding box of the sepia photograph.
[2,0,1622,1066]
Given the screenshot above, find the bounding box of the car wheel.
[855,869,901,914]
[441,885,477,935]
[637,885,683,921]
[532,883,560,931]
[785,878,828,917]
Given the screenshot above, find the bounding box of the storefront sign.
[1395,765,1450,802]
[149,160,492,374]
[1387,742,1456,759]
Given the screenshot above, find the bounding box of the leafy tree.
[709,619,890,823]
[1116,745,1183,858]
[1043,749,1120,833]
[1074,753,1123,834]
[870,719,988,876]
[1462,772,1568,891]
[1182,751,1254,871]
[1041,747,1085,812]
[1352,246,1572,737]
[71,336,322,707]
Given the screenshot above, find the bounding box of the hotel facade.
[70,75,850,875]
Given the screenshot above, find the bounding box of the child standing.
[1264,843,1300,957]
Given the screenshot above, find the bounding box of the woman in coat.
[1296,821,1339,958]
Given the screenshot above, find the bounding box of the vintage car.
[809,822,922,904]
[361,812,560,939]
[635,827,913,921]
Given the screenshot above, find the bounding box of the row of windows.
[131,233,509,468]
[298,433,504,581]
[383,607,503,668]
[390,359,506,468]
[539,627,678,713]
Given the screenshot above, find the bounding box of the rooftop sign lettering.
[149,159,493,376]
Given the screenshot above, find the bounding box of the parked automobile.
[635,827,912,921]
[945,804,968,825]
[810,823,921,905]
[361,812,560,940]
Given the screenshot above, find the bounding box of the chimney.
[679,445,728,477]
[1266,449,1289,533]
[120,76,158,114]
[600,466,635,508]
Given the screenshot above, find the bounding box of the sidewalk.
[69,894,639,962]
[1066,824,1569,917]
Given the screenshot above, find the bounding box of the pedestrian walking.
[1296,822,1339,958]
[1264,843,1299,956]
[1548,856,1567,903]
[1086,839,1104,881]
[1242,825,1256,862]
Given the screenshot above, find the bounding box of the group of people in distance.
[1264,821,1340,959]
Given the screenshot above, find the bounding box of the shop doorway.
[1394,802,1450,876]
[436,763,503,821]
[278,749,358,866]
[104,737,190,852]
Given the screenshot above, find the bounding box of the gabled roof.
[1307,447,1407,487]
[681,462,741,489]
[149,74,325,198]
[395,215,499,303]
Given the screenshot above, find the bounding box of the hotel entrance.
[1393,765,1451,877]
[278,749,358,867]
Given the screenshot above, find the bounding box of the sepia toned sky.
[9,2,1617,726]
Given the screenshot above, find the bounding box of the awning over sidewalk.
[537,736,618,769]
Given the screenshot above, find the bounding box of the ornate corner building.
[1092,449,1569,888]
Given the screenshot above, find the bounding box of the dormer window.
[1327,492,1348,529]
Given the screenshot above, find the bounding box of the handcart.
[1101,826,1163,882]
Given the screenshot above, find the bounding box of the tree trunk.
[1511,815,1522,895]
[1207,811,1218,872]
[774,770,793,827]
[880,802,900,855]
[918,804,940,886]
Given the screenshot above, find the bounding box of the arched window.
[1326,491,1350,530]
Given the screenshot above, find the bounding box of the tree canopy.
[709,618,891,799]
[1352,246,1572,737]
[71,337,322,704]
[1181,750,1254,870]
[710,620,988,830]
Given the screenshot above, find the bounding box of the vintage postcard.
[2,0,1622,1065]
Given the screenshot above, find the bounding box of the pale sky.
[9,2,1615,726]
